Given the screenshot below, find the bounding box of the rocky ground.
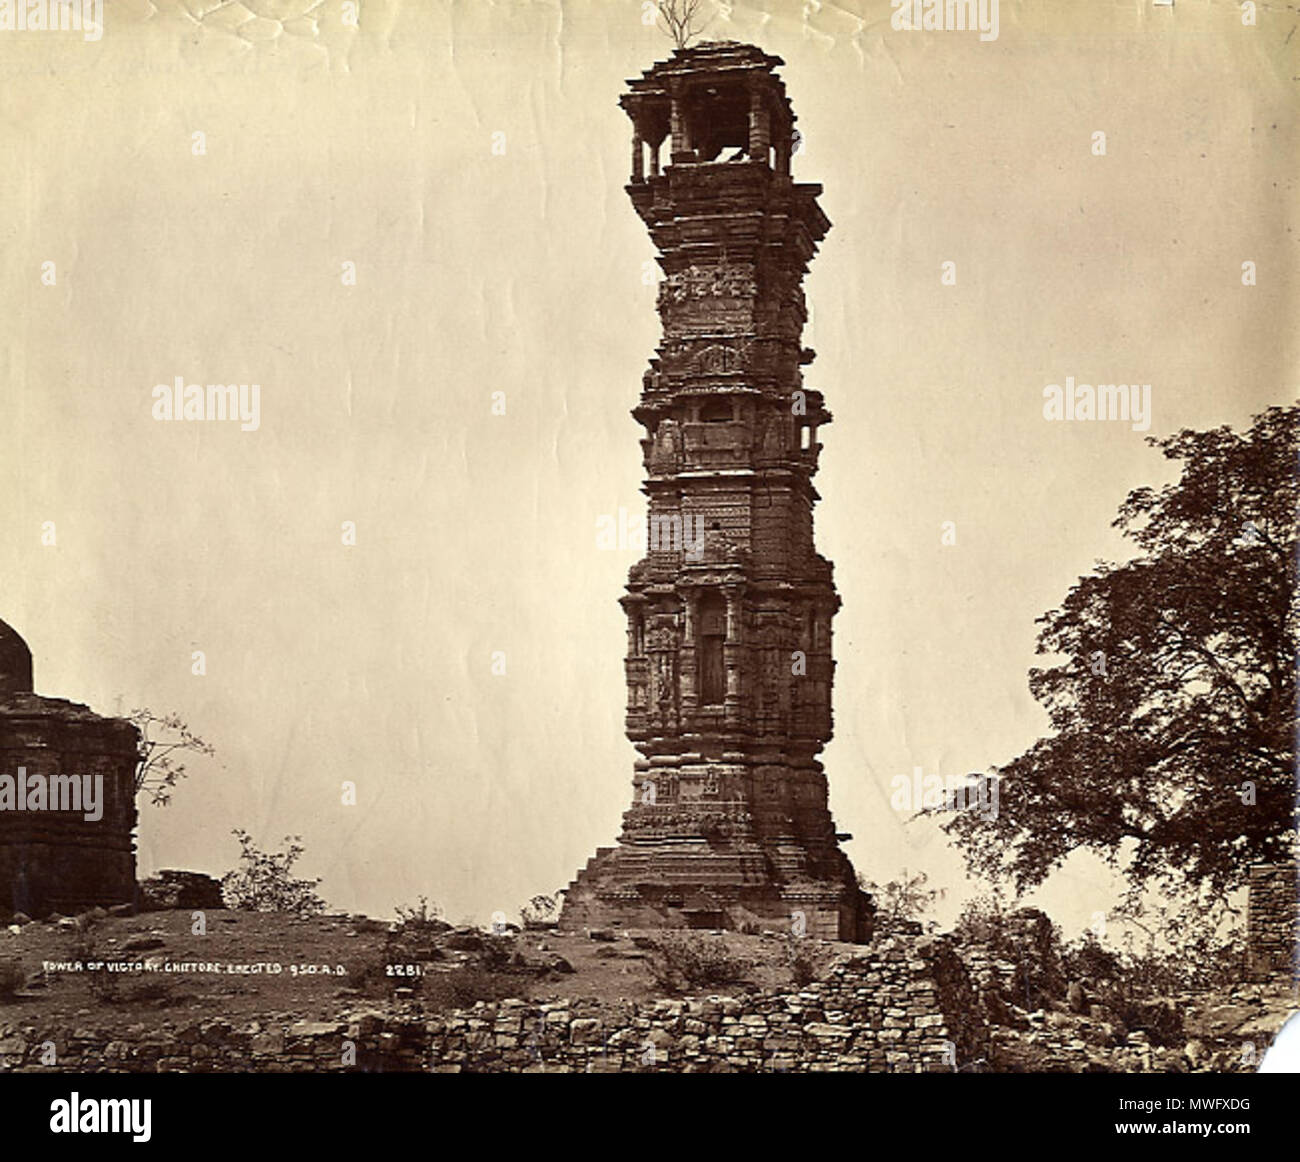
[0,908,807,1033]
[0,905,1294,1072]
[979,975,1295,1073]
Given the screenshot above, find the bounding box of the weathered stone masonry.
[1246,861,1298,981]
[0,619,139,918]
[0,932,986,1073]
[562,42,869,942]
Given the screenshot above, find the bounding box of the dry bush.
[785,935,832,987]
[346,950,400,999]
[422,966,526,1011]
[648,933,751,992]
[221,830,326,917]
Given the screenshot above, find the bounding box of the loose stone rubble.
[0,930,982,1073]
[1,907,1294,1073]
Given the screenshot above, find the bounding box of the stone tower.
[561,42,870,942]
[0,618,140,918]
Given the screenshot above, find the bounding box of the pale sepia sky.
[0,0,1294,933]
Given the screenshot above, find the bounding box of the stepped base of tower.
[560,839,872,943]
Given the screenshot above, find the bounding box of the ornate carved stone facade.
[0,618,139,917]
[561,42,870,942]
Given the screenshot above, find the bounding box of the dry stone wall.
[0,932,987,1073]
[1246,862,1297,981]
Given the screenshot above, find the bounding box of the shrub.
[520,893,561,928]
[422,967,525,1011]
[1061,932,1123,983]
[953,893,1016,952]
[221,830,326,917]
[953,896,1067,1008]
[859,868,945,932]
[648,933,751,992]
[478,933,514,972]
[345,951,398,999]
[785,935,831,987]
[68,914,100,963]
[1109,895,1246,994]
[394,895,444,930]
[87,968,119,1003]
[1061,894,1246,998]
[389,896,450,962]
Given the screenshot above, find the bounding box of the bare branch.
[657,0,711,50]
[129,708,215,807]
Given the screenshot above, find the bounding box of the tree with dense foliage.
[946,405,1298,896]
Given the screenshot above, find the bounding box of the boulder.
[138,870,224,911]
[443,930,485,952]
[1127,998,1183,1045]
[569,1018,605,1045]
[1067,981,1088,1013]
[123,935,167,953]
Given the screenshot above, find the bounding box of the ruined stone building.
[1246,861,1298,981]
[0,618,139,917]
[562,43,870,941]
